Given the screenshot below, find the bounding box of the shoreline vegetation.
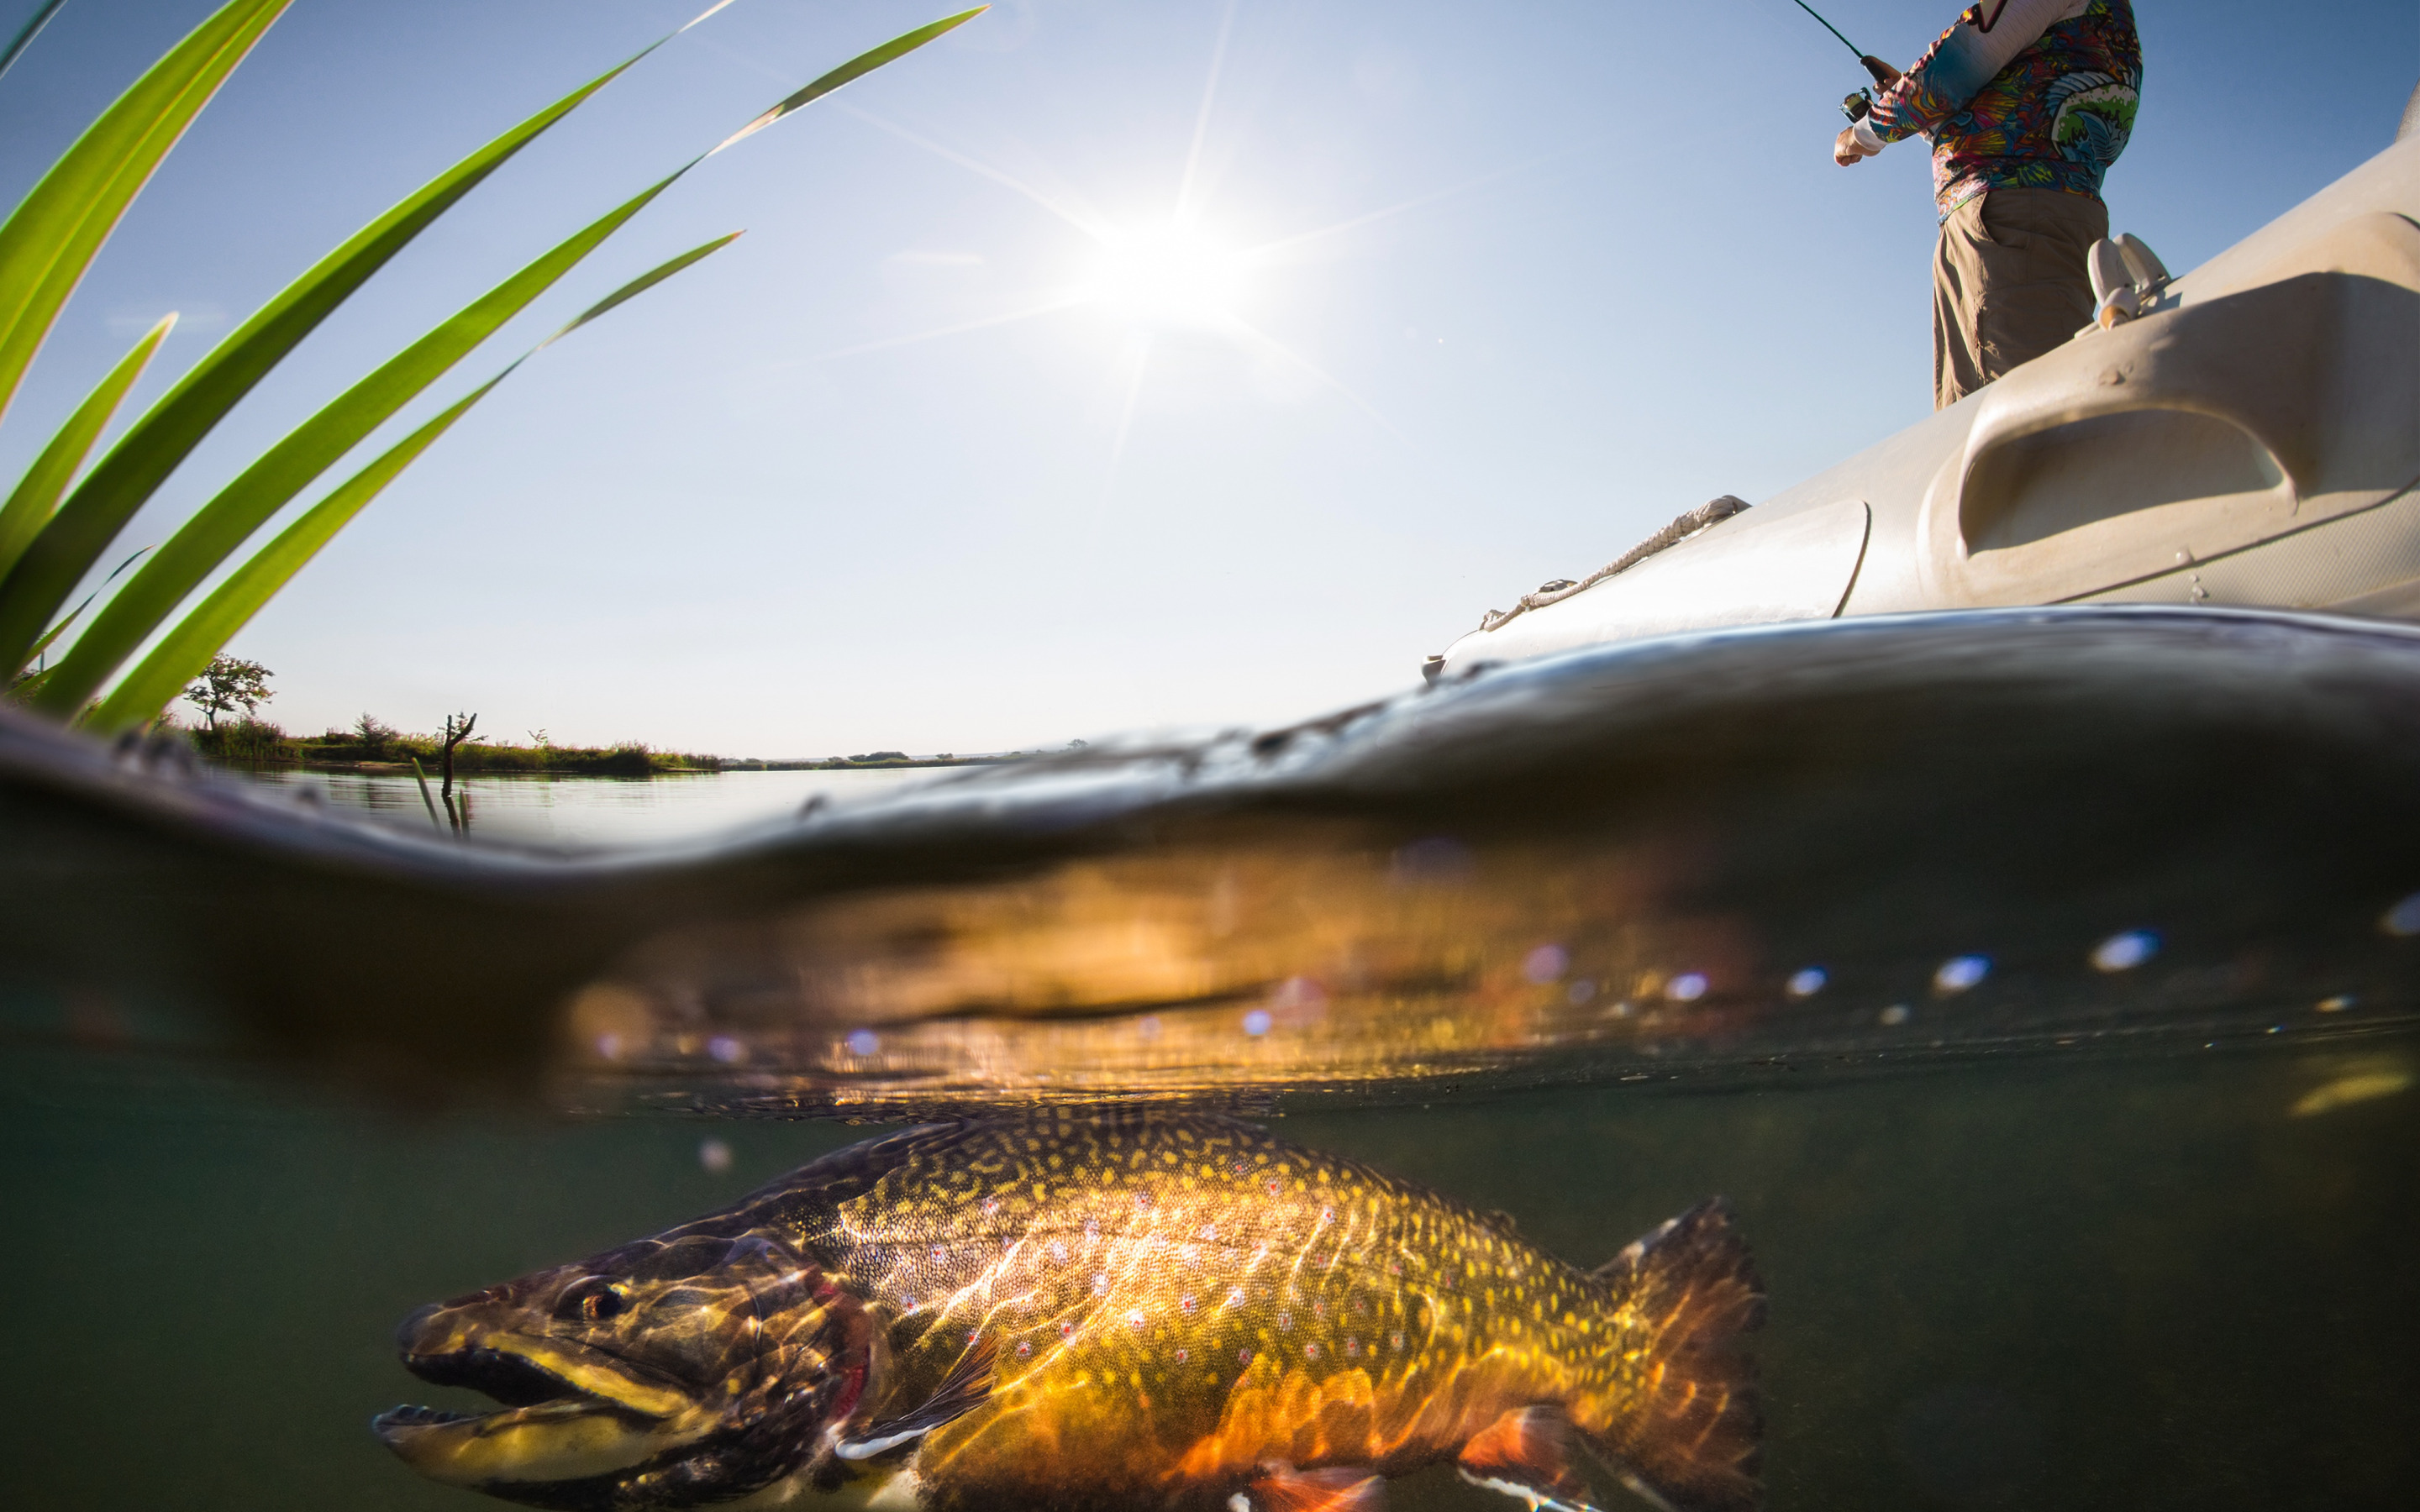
[154,662,1055,780]
[176,718,1034,777]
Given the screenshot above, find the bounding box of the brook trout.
[377,1113,1763,1512]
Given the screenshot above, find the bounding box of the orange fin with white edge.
[1587,1197,1766,1512]
[1234,1462,1387,1512]
[1456,1406,1605,1511]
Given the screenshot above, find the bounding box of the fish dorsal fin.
[835,1337,995,1462]
[1456,1406,1604,1512]
[1234,1463,1386,1512]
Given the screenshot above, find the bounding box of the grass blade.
[0,24,674,677]
[408,756,441,827]
[715,7,986,153]
[94,232,743,729]
[0,0,286,428]
[36,174,690,711]
[544,229,742,343]
[90,380,506,731]
[0,311,171,583]
[6,540,151,702]
[18,542,149,663]
[0,0,71,86]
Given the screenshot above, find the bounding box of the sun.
[1081,223,1247,331]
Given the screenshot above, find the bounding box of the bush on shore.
[173,716,719,774]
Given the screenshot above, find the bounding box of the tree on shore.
[183,656,272,732]
[353,712,397,758]
[439,711,476,801]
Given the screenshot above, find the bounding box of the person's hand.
[1833,125,1880,165]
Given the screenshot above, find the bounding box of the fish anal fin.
[836,1335,996,1461]
[1456,1406,1601,1512]
[1239,1462,1387,1512]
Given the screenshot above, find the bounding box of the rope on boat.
[1477,494,1751,633]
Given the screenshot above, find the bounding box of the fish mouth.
[374,1336,699,1488]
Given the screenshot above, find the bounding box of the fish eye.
[556,1278,627,1323]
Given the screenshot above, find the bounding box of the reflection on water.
[247,766,934,849]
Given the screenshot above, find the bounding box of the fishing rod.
[1785,0,1902,121]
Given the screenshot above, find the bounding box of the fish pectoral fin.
[1455,1406,1603,1512]
[1239,1462,1386,1512]
[836,1336,996,1462]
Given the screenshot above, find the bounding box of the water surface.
[249,766,934,848]
[5,607,2416,1509]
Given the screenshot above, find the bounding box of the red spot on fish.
[1304,1342,1320,1360]
[1239,1348,1253,1366]
[1016,1340,1032,1357]
[1174,1347,1189,1363]
[1059,1320,1075,1338]
[1266,1179,1282,1195]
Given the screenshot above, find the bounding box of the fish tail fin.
[1583,1197,1765,1512]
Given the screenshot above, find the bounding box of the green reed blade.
[95,233,742,730]
[715,7,986,153]
[36,175,687,712]
[14,542,150,667]
[0,312,171,584]
[0,0,72,87]
[0,0,285,430]
[91,381,504,731]
[544,229,742,344]
[18,596,86,675]
[0,28,672,680]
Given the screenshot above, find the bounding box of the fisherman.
[1833,1,2142,409]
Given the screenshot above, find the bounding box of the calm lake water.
[6,611,2416,1509]
[249,765,939,848]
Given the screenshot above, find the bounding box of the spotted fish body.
[380,1113,1764,1512]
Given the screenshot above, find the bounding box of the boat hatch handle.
[1920,211,2420,607]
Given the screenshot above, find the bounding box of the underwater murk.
[4,610,2417,1508]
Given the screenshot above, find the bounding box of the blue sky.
[3,1,2413,756]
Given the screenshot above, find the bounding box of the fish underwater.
[376,1113,1764,1512]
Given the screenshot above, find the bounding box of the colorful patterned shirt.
[1861,0,2142,221]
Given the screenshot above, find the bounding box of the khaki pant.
[1933,188,2107,409]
